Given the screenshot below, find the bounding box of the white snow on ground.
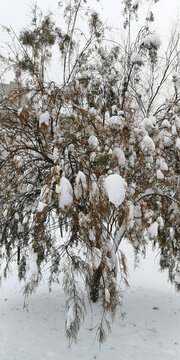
[1,243,180,360]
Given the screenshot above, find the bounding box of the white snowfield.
[1,243,180,360]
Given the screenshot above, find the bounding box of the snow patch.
[161,119,170,128]
[89,177,99,203]
[53,147,59,163]
[105,288,110,303]
[147,222,158,238]
[175,116,180,129]
[141,135,155,152]
[113,147,126,167]
[127,201,134,230]
[157,216,164,228]
[107,115,124,130]
[88,135,99,148]
[74,171,87,200]
[92,247,102,269]
[66,305,74,329]
[141,116,156,133]
[159,157,168,171]
[14,212,19,220]
[104,174,127,208]
[37,201,47,213]
[175,137,180,150]
[131,52,143,65]
[56,176,73,210]
[26,251,39,281]
[156,169,164,180]
[143,34,161,49]
[39,111,50,126]
[175,270,180,284]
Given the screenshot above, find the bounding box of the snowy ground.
[1,243,180,360]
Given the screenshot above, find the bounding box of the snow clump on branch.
[143,34,161,49]
[104,174,127,208]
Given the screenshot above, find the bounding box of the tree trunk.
[90,266,102,302]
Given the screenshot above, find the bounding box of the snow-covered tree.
[0,0,179,343]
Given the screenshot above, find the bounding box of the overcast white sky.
[0,0,179,31]
[0,0,180,82]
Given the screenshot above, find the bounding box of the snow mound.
[104,174,127,208]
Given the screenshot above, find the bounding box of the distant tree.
[0,0,179,343]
